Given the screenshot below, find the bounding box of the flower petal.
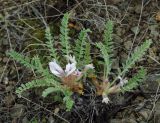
[102,96,110,104]
[84,64,94,70]
[117,76,128,87]
[49,60,64,77]
[65,55,77,64]
[65,63,76,76]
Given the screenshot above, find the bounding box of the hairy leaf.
[45,27,58,59]
[122,40,152,75]
[42,87,61,97]
[122,68,146,92]
[60,13,71,56]
[74,29,91,63]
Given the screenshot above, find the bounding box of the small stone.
[3,77,9,85]
[116,28,124,36]
[141,74,160,93]
[149,25,159,37]
[54,107,60,114]
[120,52,128,63]
[135,4,142,14]
[135,96,144,102]
[5,85,14,92]
[124,41,132,50]
[113,34,123,43]
[131,26,140,35]
[139,109,150,120]
[2,57,9,63]
[4,94,16,107]
[10,104,25,118]
[112,58,119,69]
[128,7,134,11]
[2,39,9,45]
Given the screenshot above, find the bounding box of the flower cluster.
[101,76,128,104]
[49,55,94,94]
[49,55,128,104]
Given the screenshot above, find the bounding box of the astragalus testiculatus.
[49,55,94,94]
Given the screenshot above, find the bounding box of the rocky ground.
[0,0,160,123]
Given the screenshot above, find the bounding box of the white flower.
[49,55,94,78]
[117,76,128,87]
[49,60,64,77]
[65,63,76,76]
[65,55,77,64]
[84,64,94,70]
[49,60,76,77]
[102,96,110,104]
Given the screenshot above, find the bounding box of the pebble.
[134,4,142,14]
[120,52,128,63]
[131,26,140,35]
[10,104,25,118]
[2,57,9,63]
[4,94,16,106]
[113,34,123,43]
[3,77,9,85]
[139,109,150,120]
[2,39,9,45]
[112,58,119,69]
[5,85,14,92]
[124,40,132,50]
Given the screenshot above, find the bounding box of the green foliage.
[96,21,114,79]
[96,42,112,79]
[74,29,91,63]
[16,79,53,97]
[103,20,113,53]
[84,42,92,64]
[42,86,73,110]
[8,50,73,110]
[8,13,81,111]
[8,51,50,77]
[42,87,61,97]
[60,13,71,56]
[122,68,146,92]
[8,13,152,111]
[7,51,35,69]
[121,40,152,76]
[63,94,74,111]
[45,27,58,60]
